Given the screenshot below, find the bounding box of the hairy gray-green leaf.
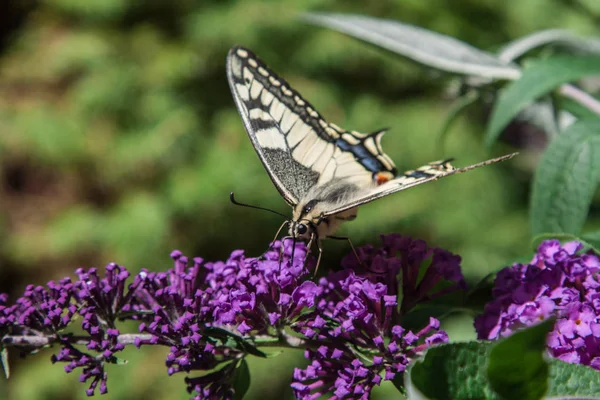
[548,358,600,397]
[302,12,521,80]
[498,29,600,63]
[488,319,553,400]
[407,341,501,400]
[530,119,600,236]
[485,56,600,147]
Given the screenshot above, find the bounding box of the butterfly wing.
[226,46,397,206]
[318,152,518,216]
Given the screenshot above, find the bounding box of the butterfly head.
[288,219,314,240]
[289,199,323,239]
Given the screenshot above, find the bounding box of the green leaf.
[391,372,406,395]
[232,359,251,400]
[1,347,9,379]
[582,230,600,251]
[408,341,501,400]
[487,319,554,400]
[548,359,600,397]
[204,326,241,341]
[530,119,600,236]
[204,327,268,359]
[302,12,521,80]
[260,349,284,358]
[559,96,600,121]
[236,340,267,359]
[485,55,600,146]
[497,29,600,63]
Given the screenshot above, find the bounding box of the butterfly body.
[291,187,361,240]
[226,46,517,248]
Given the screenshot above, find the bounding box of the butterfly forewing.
[226,46,397,206]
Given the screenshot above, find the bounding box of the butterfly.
[226,46,516,266]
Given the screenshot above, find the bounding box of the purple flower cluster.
[0,264,136,395]
[0,278,76,337]
[203,240,316,333]
[475,239,600,369]
[0,234,466,399]
[132,252,217,374]
[128,241,316,399]
[291,234,462,399]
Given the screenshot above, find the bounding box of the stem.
[559,84,600,116]
[3,331,319,352]
[2,333,154,347]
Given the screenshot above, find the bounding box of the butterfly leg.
[313,237,323,276]
[303,232,321,275]
[329,235,363,267]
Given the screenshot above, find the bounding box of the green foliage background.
[0,0,598,399]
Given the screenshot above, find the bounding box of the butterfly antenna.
[230,192,289,219]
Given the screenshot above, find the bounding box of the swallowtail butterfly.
[226,46,516,261]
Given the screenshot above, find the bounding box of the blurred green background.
[0,0,598,399]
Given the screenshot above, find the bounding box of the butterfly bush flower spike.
[132,240,313,398]
[0,263,138,395]
[475,239,600,369]
[292,235,461,399]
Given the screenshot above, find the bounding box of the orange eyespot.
[374,171,393,185]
